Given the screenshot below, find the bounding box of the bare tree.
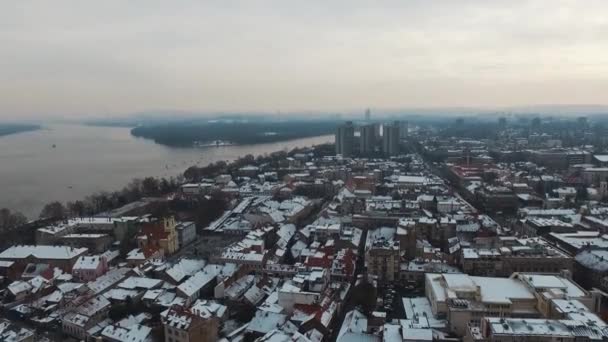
[39,201,67,220]
[0,208,27,232]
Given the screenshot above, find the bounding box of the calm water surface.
[0,124,332,218]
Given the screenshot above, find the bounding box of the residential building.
[335,122,355,157]
[60,233,114,253]
[176,221,196,249]
[425,272,596,336]
[62,296,111,340]
[137,216,179,256]
[359,124,376,156]
[474,186,518,214]
[461,238,573,277]
[161,308,219,342]
[0,245,88,272]
[382,122,400,157]
[0,319,35,342]
[72,254,109,282]
[467,315,608,341]
[366,228,400,283]
[518,217,575,237]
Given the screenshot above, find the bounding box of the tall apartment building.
[373,123,382,139]
[359,124,376,156]
[335,121,355,157]
[382,122,400,157]
[399,121,409,139]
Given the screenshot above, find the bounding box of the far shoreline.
[0,123,42,138]
[0,126,332,219]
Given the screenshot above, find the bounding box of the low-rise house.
[0,245,88,272]
[101,323,152,342]
[62,295,111,340]
[246,309,288,339]
[60,233,114,253]
[0,319,34,342]
[181,182,215,196]
[126,246,163,267]
[177,265,221,305]
[118,276,163,292]
[0,261,19,281]
[164,258,206,284]
[575,249,608,291]
[336,309,379,342]
[161,308,219,342]
[85,267,132,295]
[72,255,109,282]
[7,280,34,301]
[331,249,356,282]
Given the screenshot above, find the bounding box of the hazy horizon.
[2,1,608,120]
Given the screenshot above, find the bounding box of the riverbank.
[0,123,332,218]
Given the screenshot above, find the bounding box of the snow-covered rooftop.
[0,245,87,260]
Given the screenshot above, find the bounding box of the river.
[0,124,332,218]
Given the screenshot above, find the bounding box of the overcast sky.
[2,0,608,119]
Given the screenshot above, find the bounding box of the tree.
[0,208,27,232]
[149,201,170,218]
[349,277,377,314]
[159,178,172,193]
[39,201,67,220]
[125,179,143,201]
[194,194,228,232]
[215,160,228,169]
[535,181,546,196]
[109,191,127,208]
[576,187,589,203]
[67,201,86,217]
[482,171,498,184]
[242,154,255,164]
[141,177,160,196]
[184,166,201,182]
[108,303,129,321]
[85,192,113,213]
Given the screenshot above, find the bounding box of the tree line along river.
[0,124,332,218]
